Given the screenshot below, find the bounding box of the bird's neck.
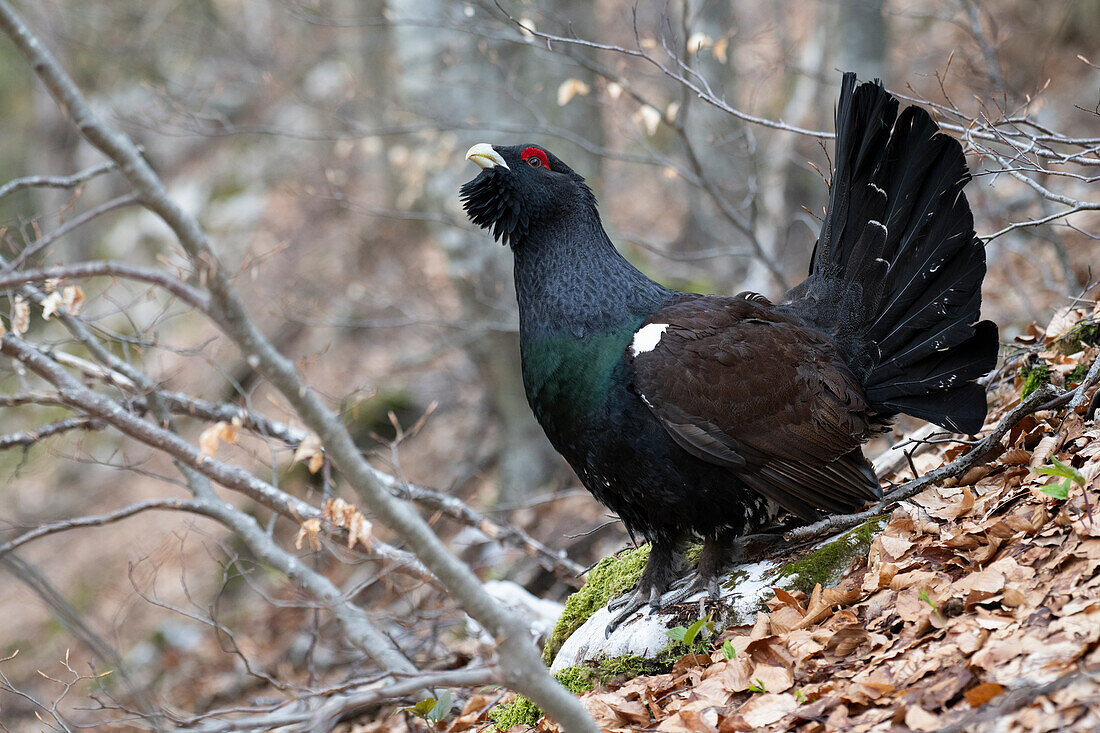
[512,211,674,424]
[512,211,671,340]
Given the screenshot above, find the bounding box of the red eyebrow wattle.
[521,147,550,169]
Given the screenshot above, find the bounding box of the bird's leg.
[657,530,787,607]
[654,532,737,608]
[604,540,680,636]
[693,532,738,599]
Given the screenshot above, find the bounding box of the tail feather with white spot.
[783,72,998,434]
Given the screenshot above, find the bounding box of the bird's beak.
[465,143,509,170]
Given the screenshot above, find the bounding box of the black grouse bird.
[460,73,998,622]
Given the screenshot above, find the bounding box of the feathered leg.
[605,539,682,635]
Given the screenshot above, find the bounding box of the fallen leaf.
[904,706,941,731]
[751,664,793,694]
[1030,434,1064,467]
[965,682,1004,707]
[737,693,798,728]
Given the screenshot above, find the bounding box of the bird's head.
[460,143,595,248]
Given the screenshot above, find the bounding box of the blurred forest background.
[0,0,1097,729]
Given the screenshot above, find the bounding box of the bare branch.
[3,194,139,272]
[0,161,116,200]
[0,5,598,723]
[0,499,196,558]
[983,204,1091,242]
[0,416,103,450]
[0,262,210,312]
[0,332,418,675]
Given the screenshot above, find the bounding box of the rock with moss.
[549,558,777,672]
[547,516,886,672]
[541,545,650,664]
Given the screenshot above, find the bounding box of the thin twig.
[0,161,116,200]
[0,416,103,450]
[3,194,139,271]
[0,499,196,558]
[0,261,209,312]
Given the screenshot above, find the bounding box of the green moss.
[487,668,595,730]
[542,545,650,664]
[1067,362,1091,385]
[720,568,750,592]
[776,515,887,596]
[1020,360,1051,399]
[489,695,542,730]
[553,666,596,694]
[595,653,664,679]
[1055,321,1100,355]
[490,643,705,729]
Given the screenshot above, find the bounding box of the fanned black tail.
[785,72,999,434]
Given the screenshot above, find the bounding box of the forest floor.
[424,307,1100,733]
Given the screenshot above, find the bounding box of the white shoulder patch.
[630,323,669,357]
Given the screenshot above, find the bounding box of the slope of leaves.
[450,310,1100,733]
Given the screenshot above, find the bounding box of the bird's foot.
[655,571,720,609]
[605,573,724,637]
[604,586,662,637]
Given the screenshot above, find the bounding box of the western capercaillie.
[460,73,999,626]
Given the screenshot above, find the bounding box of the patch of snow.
[724,560,781,623]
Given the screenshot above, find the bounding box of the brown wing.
[630,294,881,521]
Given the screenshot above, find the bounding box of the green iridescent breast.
[521,326,639,426]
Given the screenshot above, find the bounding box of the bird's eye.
[520,147,550,170]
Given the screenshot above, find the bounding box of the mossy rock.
[541,545,650,664]
[547,516,888,671]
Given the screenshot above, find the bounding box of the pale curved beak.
[465,143,509,170]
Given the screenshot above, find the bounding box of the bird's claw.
[653,572,722,608]
[604,587,661,637]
